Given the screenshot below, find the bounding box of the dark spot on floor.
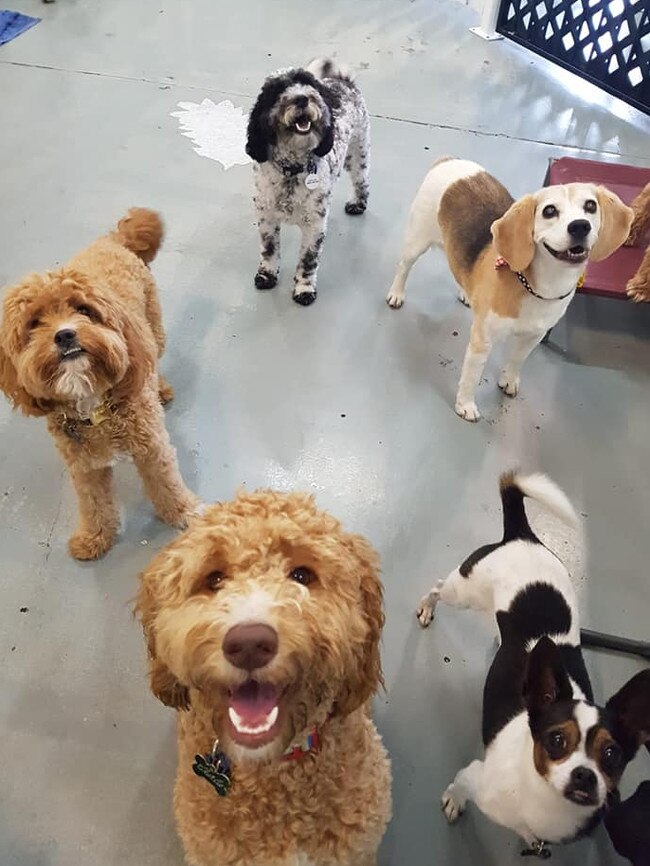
[452,330,458,336]
[340,413,346,418]
[444,656,451,663]
[11,646,16,652]
[19,607,29,613]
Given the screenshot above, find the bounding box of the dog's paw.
[68,530,115,560]
[441,785,464,824]
[416,599,436,628]
[626,278,650,303]
[293,289,317,307]
[455,400,481,422]
[255,270,278,290]
[157,494,201,529]
[386,290,404,309]
[345,201,366,216]
[498,374,519,397]
[158,378,175,406]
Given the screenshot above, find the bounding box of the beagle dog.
[387,158,633,421]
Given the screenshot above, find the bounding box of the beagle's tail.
[114,208,164,264]
[307,57,353,82]
[499,471,579,543]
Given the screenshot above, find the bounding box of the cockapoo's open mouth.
[294,118,312,134]
[544,242,589,264]
[227,680,283,747]
[60,347,85,360]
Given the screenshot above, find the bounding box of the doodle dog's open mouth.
[294,118,312,134]
[226,680,283,748]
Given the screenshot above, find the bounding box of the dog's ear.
[590,187,635,262]
[606,669,650,762]
[313,121,335,158]
[523,636,573,713]
[491,194,537,272]
[335,533,384,717]
[0,340,49,417]
[246,79,282,163]
[134,553,191,711]
[109,305,158,403]
[312,79,339,158]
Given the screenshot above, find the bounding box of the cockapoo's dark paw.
[254,270,278,290]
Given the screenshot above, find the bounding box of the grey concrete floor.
[1,1,649,864]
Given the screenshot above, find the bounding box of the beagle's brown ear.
[491,194,537,272]
[606,669,650,762]
[134,559,191,711]
[590,187,634,262]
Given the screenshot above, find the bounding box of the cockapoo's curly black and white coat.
[246,59,370,306]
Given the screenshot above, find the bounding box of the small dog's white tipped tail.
[307,57,352,81]
[502,471,579,528]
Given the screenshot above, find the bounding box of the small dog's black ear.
[523,636,573,712]
[606,669,650,762]
[313,121,334,158]
[246,80,280,163]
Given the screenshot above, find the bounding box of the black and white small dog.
[417,472,650,855]
[245,59,370,306]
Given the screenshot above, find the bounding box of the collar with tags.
[58,398,117,442]
[192,722,325,797]
[278,157,320,189]
[494,256,584,301]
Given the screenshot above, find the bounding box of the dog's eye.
[27,317,40,331]
[584,199,597,214]
[548,731,567,754]
[542,205,559,219]
[601,743,622,774]
[290,566,316,586]
[204,571,225,592]
[76,305,96,319]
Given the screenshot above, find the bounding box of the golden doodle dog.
[625,181,650,303]
[387,157,633,421]
[0,209,198,560]
[135,491,392,866]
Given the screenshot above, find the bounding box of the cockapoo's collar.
[58,398,117,441]
[278,156,318,177]
[495,256,584,301]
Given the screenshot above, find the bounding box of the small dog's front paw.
[498,374,519,397]
[345,201,366,216]
[293,288,317,307]
[441,785,464,824]
[455,400,481,422]
[158,378,175,405]
[626,277,650,303]
[255,270,278,290]
[386,290,404,309]
[68,530,115,560]
[416,599,436,628]
[157,494,201,529]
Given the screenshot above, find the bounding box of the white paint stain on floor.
[171,98,251,169]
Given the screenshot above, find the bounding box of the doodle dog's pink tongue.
[228,681,280,734]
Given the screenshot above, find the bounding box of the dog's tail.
[114,208,164,264]
[499,471,578,543]
[307,57,353,82]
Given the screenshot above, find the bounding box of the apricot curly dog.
[626,182,650,303]
[136,491,392,866]
[0,209,198,560]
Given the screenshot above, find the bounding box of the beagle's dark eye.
[542,204,559,219]
[584,199,597,214]
[76,305,96,319]
[601,743,622,774]
[548,731,567,755]
[290,566,316,586]
[204,571,225,592]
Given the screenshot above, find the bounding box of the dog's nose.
[54,328,77,348]
[222,623,278,671]
[294,95,309,109]
[570,766,597,792]
[567,219,591,239]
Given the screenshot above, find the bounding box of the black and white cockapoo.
[246,59,370,306]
